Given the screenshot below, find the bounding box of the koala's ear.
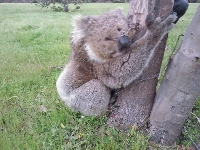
[73,16,89,29]
[73,15,97,31]
[116,7,124,12]
[71,16,97,44]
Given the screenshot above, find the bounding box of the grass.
[0,3,199,149]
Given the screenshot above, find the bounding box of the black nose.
[119,36,130,50]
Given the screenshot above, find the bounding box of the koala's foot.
[62,79,111,116]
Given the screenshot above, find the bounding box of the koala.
[56,9,177,116]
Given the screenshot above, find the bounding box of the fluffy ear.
[73,15,89,30]
[116,7,124,12]
[113,8,124,16]
[71,16,96,45]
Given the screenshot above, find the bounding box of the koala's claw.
[164,13,178,25]
[155,17,162,23]
[171,13,178,23]
[172,13,178,23]
[173,12,178,16]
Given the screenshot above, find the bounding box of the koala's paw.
[149,13,177,34]
[161,13,177,33]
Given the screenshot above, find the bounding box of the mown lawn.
[0,3,199,149]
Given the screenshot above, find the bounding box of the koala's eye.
[105,37,112,41]
[118,28,121,31]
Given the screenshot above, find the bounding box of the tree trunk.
[63,0,69,12]
[107,0,173,129]
[150,6,200,145]
[64,4,69,12]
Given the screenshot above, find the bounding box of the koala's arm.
[99,14,177,89]
[56,61,111,116]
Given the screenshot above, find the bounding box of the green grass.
[0,3,199,149]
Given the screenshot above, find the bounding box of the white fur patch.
[84,44,106,63]
[56,66,75,108]
[71,28,85,45]
[117,7,124,11]
[71,15,85,44]
[112,52,123,58]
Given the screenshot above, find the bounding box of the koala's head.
[71,9,132,63]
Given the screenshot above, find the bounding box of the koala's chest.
[94,62,118,77]
[93,61,126,89]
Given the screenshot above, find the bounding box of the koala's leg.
[56,64,111,116]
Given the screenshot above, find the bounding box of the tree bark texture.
[107,0,174,129]
[150,6,200,145]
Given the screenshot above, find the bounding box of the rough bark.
[150,6,200,145]
[107,0,173,129]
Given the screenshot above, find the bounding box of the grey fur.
[56,9,177,116]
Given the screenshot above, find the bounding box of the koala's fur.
[56,9,177,116]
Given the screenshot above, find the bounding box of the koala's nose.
[119,36,130,50]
